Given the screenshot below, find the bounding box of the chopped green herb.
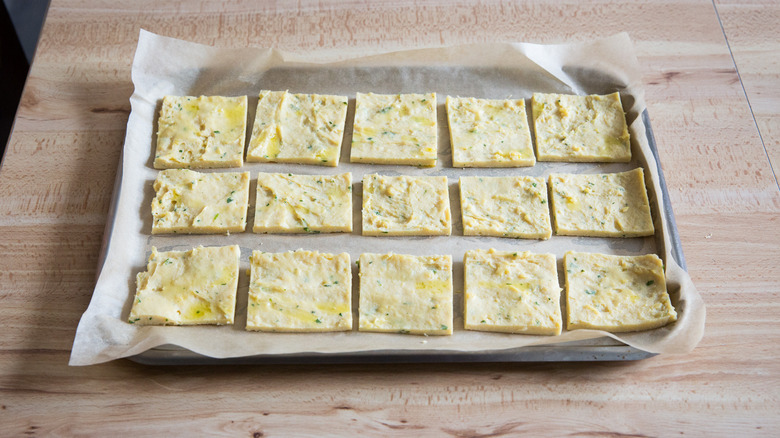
[440,325,448,331]
[585,289,596,295]
[646,280,655,286]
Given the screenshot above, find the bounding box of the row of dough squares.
[152,168,654,238]
[153,91,631,169]
[129,246,677,335]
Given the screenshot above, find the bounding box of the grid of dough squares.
[446,96,535,167]
[564,251,677,332]
[246,90,349,167]
[246,250,352,332]
[137,90,675,337]
[154,95,248,169]
[253,172,352,234]
[358,253,453,335]
[350,92,438,166]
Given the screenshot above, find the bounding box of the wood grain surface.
[1,0,778,435]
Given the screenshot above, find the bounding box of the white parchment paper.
[70,30,705,365]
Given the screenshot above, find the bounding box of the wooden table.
[1,0,778,434]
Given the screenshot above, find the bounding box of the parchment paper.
[70,30,705,365]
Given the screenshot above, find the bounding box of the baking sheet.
[69,30,705,366]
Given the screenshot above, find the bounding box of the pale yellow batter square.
[446,96,535,167]
[129,245,240,326]
[350,92,438,166]
[246,90,349,167]
[358,253,453,335]
[154,95,247,169]
[463,249,561,335]
[564,251,677,332]
[254,172,352,234]
[362,174,451,236]
[459,176,551,239]
[549,168,654,237]
[246,250,352,332]
[151,169,250,234]
[532,92,631,162]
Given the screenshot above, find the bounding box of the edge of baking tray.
[120,108,681,365]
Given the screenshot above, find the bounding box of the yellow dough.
[358,253,453,335]
[154,95,247,169]
[549,168,654,237]
[463,249,561,335]
[253,172,352,234]
[532,92,631,162]
[246,250,352,332]
[246,90,349,167]
[151,169,250,234]
[459,176,551,239]
[446,96,535,167]
[564,251,677,332]
[350,92,438,166]
[129,245,240,325]
[362,174,451,236]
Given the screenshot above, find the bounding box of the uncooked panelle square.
[350,92,438,166]
[564,251,677,332]
[532,92,631,162]
[246,250,352,332]
[446,96,535,167]
[549,168,654,237]
[246,90,349,167]
[358,253,453,335]
[463,249,561,335]
[459,176,551,239]
[362,174,451,236]
[151,169,250,234]
[129,245,240,325]
[254,172,352,234]
[154,95,247,169]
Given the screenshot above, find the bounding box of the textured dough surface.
[362,174,451,236]
[254,172,352,233]
[532,92,630,162]
[446,96,535,167]
[358,253,453,335]
[463,249,561,335]
[350,92,438,166]
[564,251,677,332]
[246,90,349,167]
[151,169,250,234]
[549,168,654,237]
[154,95,247,169]
[459,176,551,239]
[129,245,240,325]
[246,250,352,332]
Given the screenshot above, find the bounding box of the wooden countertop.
[1,0,778,434]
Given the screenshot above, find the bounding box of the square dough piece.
[532,92,631,162]
[549,168,654,237]
[246,90,349,167]
[246,250,352,332]
[459,176,551,239]
[154,95,247,169]
[350,92,438,166]
[129,245,240,325]
[152,169,250,234]
[254,172,352,234]
[463,249,561,335]
[564,251,677,332]
[362,174,451,236]
[358,253,453,335]
[446,96,535,167]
